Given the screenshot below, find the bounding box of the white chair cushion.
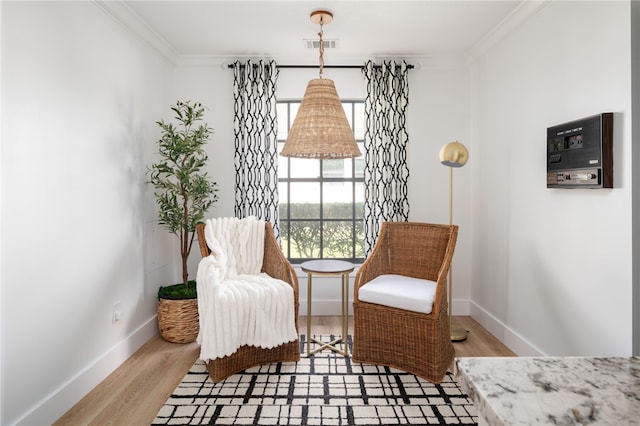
[358,274,437,314]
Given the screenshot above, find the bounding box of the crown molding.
[468,0,553,63]
[94,0,180,63]
[95,0,551,69]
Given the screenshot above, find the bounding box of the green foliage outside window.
[280,202,365,261]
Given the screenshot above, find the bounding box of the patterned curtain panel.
[362,60,410,255]
[232,60,281,238]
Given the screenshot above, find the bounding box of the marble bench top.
[455,356,640,426]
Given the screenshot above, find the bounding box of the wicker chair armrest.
[431,225,458,317]
[429,275,448,318]
[261,224,299,296]
[436,226,458,281]
[196,222,209,257]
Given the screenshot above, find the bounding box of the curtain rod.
[227,64,414,70]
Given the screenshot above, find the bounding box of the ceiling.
[106,0,533,65]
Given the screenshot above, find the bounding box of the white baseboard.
[15,317,158,426]
[469,302,545,356]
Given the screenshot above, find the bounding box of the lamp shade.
[280,78,361,159]
[439,140,469,168]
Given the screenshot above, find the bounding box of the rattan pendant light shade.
[280,78,361,159]
[280,10,361,159]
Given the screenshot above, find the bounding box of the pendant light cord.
[318,17,324,78]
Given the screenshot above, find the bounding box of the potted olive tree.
[148,100,218,343]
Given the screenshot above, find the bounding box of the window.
[277,100,365,263]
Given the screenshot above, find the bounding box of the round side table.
[301,259,354,356]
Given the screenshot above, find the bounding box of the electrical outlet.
[112,302,122,323]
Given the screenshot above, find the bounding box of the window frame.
[277,99,365,264]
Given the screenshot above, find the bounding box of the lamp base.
[450,324,468,342]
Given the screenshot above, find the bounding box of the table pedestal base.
[302,259,354,357]
[307,335,348,356]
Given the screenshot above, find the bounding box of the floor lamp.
[439,140,469,342]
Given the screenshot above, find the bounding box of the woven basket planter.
[157,298,199,344]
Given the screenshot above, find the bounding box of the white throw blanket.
[196,217,298,361]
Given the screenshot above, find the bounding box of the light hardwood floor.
[54,316,515,425]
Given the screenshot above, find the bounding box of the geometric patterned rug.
[152,335,477,425]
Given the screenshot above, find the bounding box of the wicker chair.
[196,221,300,382]
[352,222,459,383]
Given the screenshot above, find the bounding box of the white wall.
[1,2,173,424]
[469,1,634,356]
[408,65,472,315]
